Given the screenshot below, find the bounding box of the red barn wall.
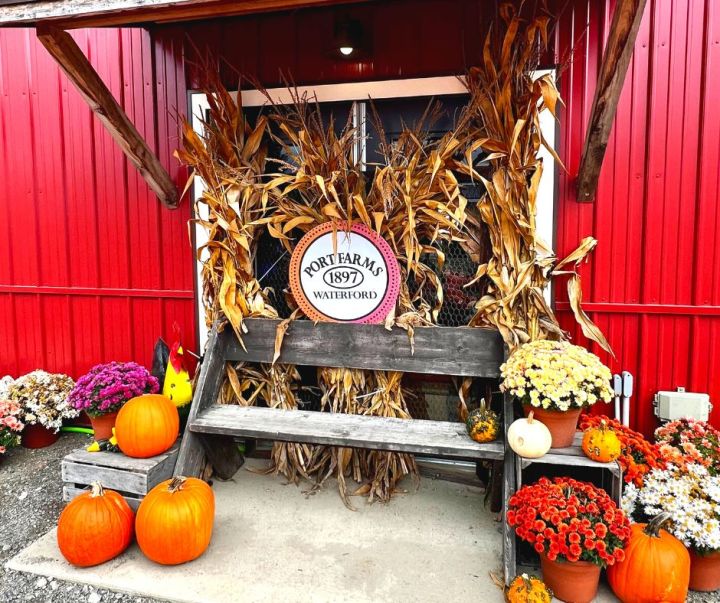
[553,0,720,434]
[1,0,718,433]
[0,28,194,379]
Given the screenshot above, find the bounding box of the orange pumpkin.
[115,394,179,458]
[581,420,622,462]
[607,513,690,603]
[57,482,134,567]
[136,476,215,565]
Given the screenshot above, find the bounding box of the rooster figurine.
[162,324,193,408]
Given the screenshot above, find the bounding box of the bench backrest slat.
[223,318,505,377]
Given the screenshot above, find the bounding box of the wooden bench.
[175,318,517,582]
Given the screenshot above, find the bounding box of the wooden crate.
[62,443,180,510]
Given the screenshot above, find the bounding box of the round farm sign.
[289,222,400,323]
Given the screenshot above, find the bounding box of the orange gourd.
[607,513,690,603]
[57,482,134,567]
[581,420,622,463]
[115,394,179,458]
[136,476,215,565]
[505,573,553,603]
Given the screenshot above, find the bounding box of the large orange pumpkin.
[607,513,690,603]
[136,476,215,565]
[57,482,134,567]
[115,394,179,458]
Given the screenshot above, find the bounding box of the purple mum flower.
[68,361,158,417]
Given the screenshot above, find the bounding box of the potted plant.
[0,399,24,456]
[655,417,720,476]
[7,370,77,448]
[623,462,720,592]
[580,414,666,486]
[508,476,631,603]
[68,361,159,440]
[501,340,613,447]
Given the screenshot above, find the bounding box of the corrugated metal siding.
[2,0,718,434]
[554,0,720,434]
[0,28,195,379]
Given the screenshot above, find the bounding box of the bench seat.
[191,405,505,461]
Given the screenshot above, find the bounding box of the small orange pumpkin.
[57,482,134,567]
[607,512,690,603]
[136,476,215,565]
[581,420,622,462]
[115,394,179,458]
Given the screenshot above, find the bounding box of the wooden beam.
[224,318,506,378]
[0,0,364,28]
[575,0,647,202]
[36,25,179,208]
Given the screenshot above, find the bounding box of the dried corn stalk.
[457,3,612,354]
[177,67,307,482]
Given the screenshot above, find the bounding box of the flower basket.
[8,370,76,438]
[68,361,159,425]
[655,418,720,476]
[508,477,631,603]
[0,398,24,455]
[580,415,665,486]
[501,341,613,448]
[624,462,720,592]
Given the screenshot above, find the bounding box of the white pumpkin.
[507,411,552,458]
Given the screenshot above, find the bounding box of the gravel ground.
[0,433,164,603]
[1,434,719,603]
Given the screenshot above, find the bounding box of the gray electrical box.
[653,387,713,422]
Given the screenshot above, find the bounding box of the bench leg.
[175,431,208,478]
[502,392,517,585]
[175,325,227,478]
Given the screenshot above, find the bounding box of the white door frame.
[189,73,557,348]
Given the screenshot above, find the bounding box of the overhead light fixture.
[333,16,363,59]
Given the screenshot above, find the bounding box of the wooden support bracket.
[576,0,647,202]
[36,25,179,208]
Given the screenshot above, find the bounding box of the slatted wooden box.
[62,443,180,510]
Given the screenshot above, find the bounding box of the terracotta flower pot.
[89,411,119,440]
[689,549,720,592]
[21,423,60,449]
[523,405,581,448]
[540,554,601,603]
